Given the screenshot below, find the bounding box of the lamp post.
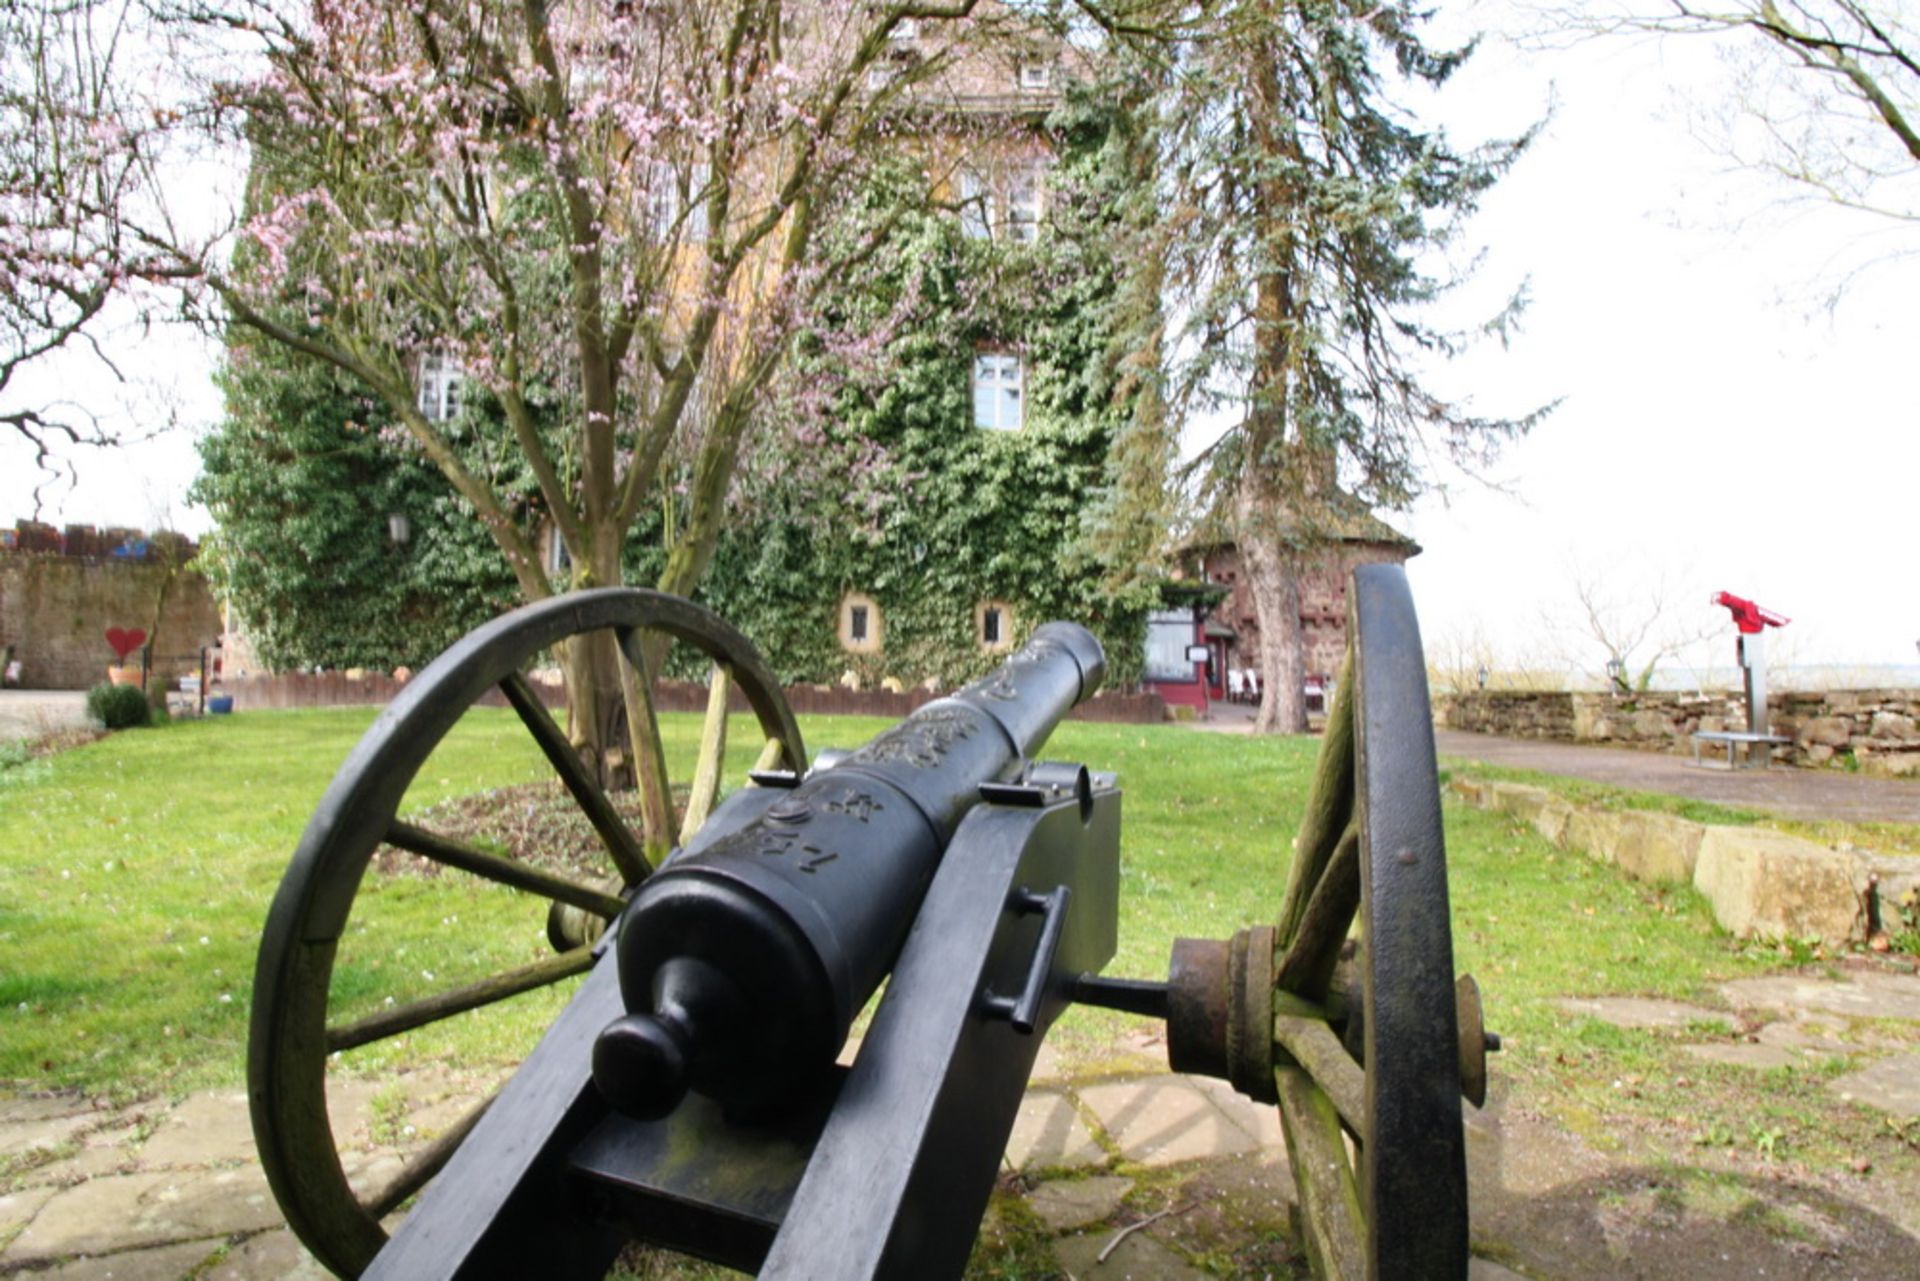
[1476,664,1488,691]
[1604,657,1625,695]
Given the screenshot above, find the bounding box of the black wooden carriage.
[248,564,1492,1279]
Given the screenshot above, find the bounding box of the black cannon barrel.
[593,623,1105,1121]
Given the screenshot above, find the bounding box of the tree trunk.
[1239,471,1309,735]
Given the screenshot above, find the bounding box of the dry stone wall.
[1438,689,1920,778]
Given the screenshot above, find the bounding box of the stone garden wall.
[1451,776,1918,946]
[0,523,223,690]
[1437,689,1920,778]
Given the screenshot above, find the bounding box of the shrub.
[86,682,151,730]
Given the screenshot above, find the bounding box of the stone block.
[1485,782,1553,822]
[1860,751,1920,779]
[1691,829,1863,943]
[1869,712,1918,741]
[1447,777,1489,807]
[1798,717,1852,748]
[1529,797,1576,847]
[1562,808,1624,865]
[1611,812,1705,884]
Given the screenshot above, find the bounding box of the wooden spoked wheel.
[247,589,805,1278]
[1265,564,1473,1280]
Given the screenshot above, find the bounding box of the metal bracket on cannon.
[364,767,1120,1281]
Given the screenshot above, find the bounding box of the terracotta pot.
[107,665,141,687]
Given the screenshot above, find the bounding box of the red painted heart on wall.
[105,627,148,661]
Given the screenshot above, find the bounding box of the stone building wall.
[0,522,224,690]
[1437,688,1920,777]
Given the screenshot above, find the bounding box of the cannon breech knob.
[593,957,751,1121]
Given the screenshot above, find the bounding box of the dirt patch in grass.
[371,780,681,883]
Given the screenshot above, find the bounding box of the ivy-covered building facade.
[198,17,1155,692]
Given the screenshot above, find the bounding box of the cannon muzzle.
[593,622,1105,1119]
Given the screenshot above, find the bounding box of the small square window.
[1019,62,1051,90]
[867,64,898,90]
[839,592,882,654]
[972,354,1023,431]
[977,599,1015,652]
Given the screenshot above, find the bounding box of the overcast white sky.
[3,3,1914,677]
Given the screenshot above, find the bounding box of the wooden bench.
[1691,729,1790,770]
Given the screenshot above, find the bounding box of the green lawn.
[0,708,1835,1156]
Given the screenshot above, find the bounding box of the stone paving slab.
[1076,1075,1260,1168]
[5,1173,185,1262]
[203,1229,333,1281]
[1025,1175,1134,1231]
[1054,1226,1210,1280]
[1829,1051,1920,1118]
[0,1110,101,1161]
[30,1239,220,1280]
[1003,1090,1105,1170]
[137,1092,253,1168]
[1554,996,1729,1030]
[1681,1042,1802,1070]
[1723,970,1920,1022]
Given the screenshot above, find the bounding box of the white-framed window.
[866,63,899,91]
[1145,609,1198,682]
[647,160,711,242]
[953,162,1047,242]
[972,353,1023,431]
[1005,166,1042,244]
[417,352,463,423]
[957,168,991,240]
[1019,62,1051,90]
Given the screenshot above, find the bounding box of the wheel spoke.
[386,821,627,919]
[1274,1066,1367,1281]
[499,671,651,885]
[1273,821,1359,1002]
[363,1094,493,1220]
[681,664,733,842]
[325,948,594,1053]
[1275,649,1356,945]
[1271,1006,1366,1141]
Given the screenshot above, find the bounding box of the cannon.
[249,564,1491,1280]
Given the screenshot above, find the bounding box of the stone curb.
[1450,776,1920,945]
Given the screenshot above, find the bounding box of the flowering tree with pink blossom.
[0,0,191,504]
[51,0,996,835]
